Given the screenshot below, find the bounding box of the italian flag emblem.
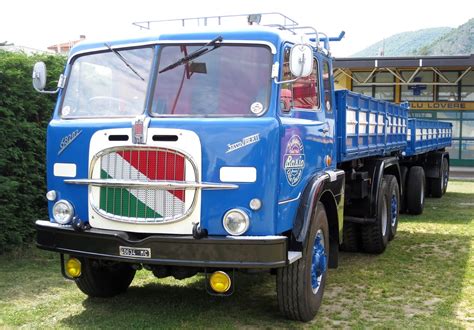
[99,149,186,220]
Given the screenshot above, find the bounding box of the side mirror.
[289,44,313,77]
[32,62,47,92]
[32,61,64,94]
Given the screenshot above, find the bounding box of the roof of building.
[333,54,474,69]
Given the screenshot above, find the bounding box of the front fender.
[292,170,345,243]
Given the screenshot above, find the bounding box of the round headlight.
[223,209,250,236]
[53,200,74,225]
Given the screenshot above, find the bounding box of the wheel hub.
[311,230,327,294]
[391,193,398,226]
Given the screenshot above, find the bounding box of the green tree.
[0,50,65,252]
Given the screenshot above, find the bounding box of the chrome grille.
[91,147,197,223]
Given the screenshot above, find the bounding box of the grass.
[0,181,473,328]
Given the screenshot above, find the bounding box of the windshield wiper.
[158,36,223,74]
[104,43,145,81]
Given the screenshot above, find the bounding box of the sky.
[1,0,473,57]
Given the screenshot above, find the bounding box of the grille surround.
[89,146,199,224]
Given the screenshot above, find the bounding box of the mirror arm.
[273,76,300,85]
[34,74,65,94]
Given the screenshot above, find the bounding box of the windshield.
[61,47,154,118]
[151,45,272,116]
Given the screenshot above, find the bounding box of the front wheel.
[75,258,136,297]
[277,202,329,322]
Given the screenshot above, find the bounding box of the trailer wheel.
[431,157,449,197]
[399,166,408,213]
[406,166,425,215]
[442,157,449,195]
[361,177,390,254]
[277,202,329,322]
[75,258,136,297]
[340,222,361,252]
[384,175,400,241]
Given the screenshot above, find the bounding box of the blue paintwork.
[335,90,409,163]
[311,230,327,292]
[46,26,452,237]
[405,118,452,156]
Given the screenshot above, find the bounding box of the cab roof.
[69,25,315,58]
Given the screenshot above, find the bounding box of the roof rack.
[132,13,298,30]
[132,13,325,50]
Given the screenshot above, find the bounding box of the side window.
[323,61,333,112]
[280,48,320,111]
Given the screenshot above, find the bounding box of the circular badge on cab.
[250,102,264,115]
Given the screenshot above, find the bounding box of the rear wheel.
[399,166,408,213]
[361,177,390,254]
[406,166,425,215]
[75,258,136,297]
[429,157,448,198]
[442,157,449,195]
[341,222,361,252]
[277,202,329,322]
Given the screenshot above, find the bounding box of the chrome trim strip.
[36,220,70,228]
[325,169,345,182]
[288,251,302,264]
[225,235,286,240]
[278,192,302,205]
[65,178,238,190]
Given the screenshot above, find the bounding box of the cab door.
[320,58,336,169]
[277,47,335,233]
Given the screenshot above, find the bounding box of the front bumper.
[36,220,295,268]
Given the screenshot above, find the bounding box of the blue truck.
[33,14,452,321]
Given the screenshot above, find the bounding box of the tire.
[429,177,443,198]
[431,157,449,197]
[361,177,390,254]
[442,157,449,195]
[75,257,136,297]
[384,175,400,241]
[430,157,449,198]
[399,166,408,213]
[406,166,425,215]
[277,202,329,322]
[340,222,361,252]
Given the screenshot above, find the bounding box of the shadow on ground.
[59,226,471,328]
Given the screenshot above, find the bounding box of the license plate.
[119,246,151,258]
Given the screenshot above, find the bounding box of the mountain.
[418,18,474,55]
[352,18,474,57]
[352,27,452,57]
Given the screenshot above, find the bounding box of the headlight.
[223,209,249,236]
[52,200,74,224]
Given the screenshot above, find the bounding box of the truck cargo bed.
[405,118,452,156]
[335,90,452,163]
[335,90,408,162]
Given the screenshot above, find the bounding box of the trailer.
[33,13,452,322]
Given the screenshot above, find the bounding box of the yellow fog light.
[65,257,82,278]
[209,271,231,293]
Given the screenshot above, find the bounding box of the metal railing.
[133,12,299,30]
